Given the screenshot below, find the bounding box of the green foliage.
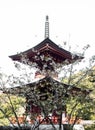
[85,124,95,130]
[67,96,95,120]
[62,66,95,121]
[0,93,25,125]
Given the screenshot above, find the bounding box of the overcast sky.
[0,0,95,74]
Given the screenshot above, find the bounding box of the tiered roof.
[7,16,90,98]
[6,76,90,99]
[9,38,82,65]
[9,16,83,71]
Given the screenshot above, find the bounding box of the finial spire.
[45,15,49,39]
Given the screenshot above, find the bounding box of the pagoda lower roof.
[4,76,91,99]
[9,38,83,67]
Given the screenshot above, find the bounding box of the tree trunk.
[59,112,62,130]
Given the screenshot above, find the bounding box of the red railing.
[10,116,81,125]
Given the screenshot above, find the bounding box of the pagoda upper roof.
[9,38,83,70]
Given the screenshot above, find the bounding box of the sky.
[0,0,95,74]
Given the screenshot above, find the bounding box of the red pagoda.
[7,16,89,125]
[9,16,82,72]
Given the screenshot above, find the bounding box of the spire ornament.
[45,15,49,39]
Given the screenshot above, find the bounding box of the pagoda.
[9,16,82,72]
[7,16,89,125]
